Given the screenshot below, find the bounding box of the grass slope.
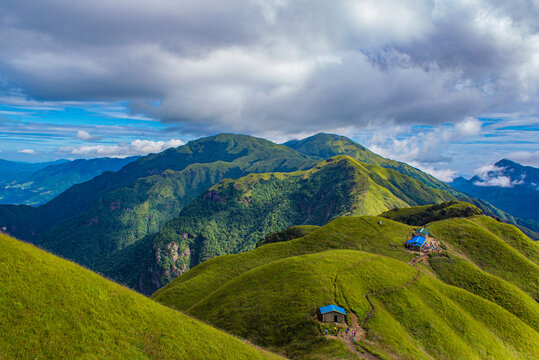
[152,214,539,359]
[0,233,282,360]
[430,257,539,331]
[428,216,539,300]
[152,216,414,310]
[145,156,456,293]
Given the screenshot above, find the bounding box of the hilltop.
[380,201,483,225]
[131,156,457,293]
[152,213,539,359]
[284,133,453,192]
[0,233,282,360]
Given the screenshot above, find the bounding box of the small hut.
[319,304,346,323]
[406,236,426,251]
[415,227,429,237]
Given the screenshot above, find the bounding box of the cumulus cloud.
[75,130,101,141]
[472,164,526,187]
[18,149,36,155]
[365,116,484,181]
[1,0,538,137]
[59,139,184,158]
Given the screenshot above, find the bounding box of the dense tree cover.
[255,225,320,247]
[380,201,483,225]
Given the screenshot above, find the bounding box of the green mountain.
[1,132,535,299]
[0,134,317,263]
[0,233,282,360]
[284,134,539,237]
[152,214,539,359]
[0,156,138,205]
[136,156,457,294]
[284,133,453,191]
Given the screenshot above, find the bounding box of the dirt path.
[362,255,422,328]
[327,255,423,359]
[328,322,378,360]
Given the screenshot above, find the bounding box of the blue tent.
[319,304,346,315]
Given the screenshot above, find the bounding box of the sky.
[0,0,538,180]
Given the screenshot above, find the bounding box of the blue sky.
[0,0,538,180]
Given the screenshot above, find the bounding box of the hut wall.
[322,311,345,323]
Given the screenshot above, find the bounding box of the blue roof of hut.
[319,304,346,315]
[406,236,426,246]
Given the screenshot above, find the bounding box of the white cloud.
[75,130,101,141]
[505,150,539,167]
[455,117,481,136]
[1,0,538,137]
[407,161,458,182]
[472,163,527,187]
[474,176,513,187]
[59,139,184,158]
[18,149,36,155]
[365,117,483,169]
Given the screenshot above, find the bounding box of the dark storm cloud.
[0,0,538,136]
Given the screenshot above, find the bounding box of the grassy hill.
[380,201,483,225]
[152,214,539,359]
[428,216,539,300]
[0,233,282,360]
[284,134,539,238]
[137,156,456,293]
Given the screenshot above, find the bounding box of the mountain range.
[129,155,458,293]
[0,133,536,296]
[451,159,539,223]
[0,156,138,205]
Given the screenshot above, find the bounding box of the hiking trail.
[362,254,422,328]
